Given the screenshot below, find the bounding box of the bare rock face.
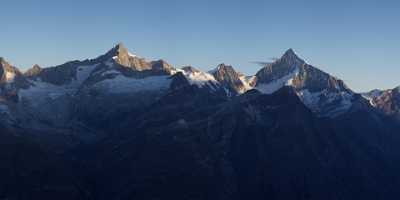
[0,58,23,84]
[211,64,249,94]
[150,59,174,74]
[97,43,172,72]
[181,66,200,74]
[255,49,348,92]
[365,87,400,120]
[93,43,174,76]
[110,43,152,71]
[24,64,42,77]
[27,60,84,85]
[0,58,29,101]
[255,49,303,85]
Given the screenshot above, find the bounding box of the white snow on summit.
[176,68,219,90]
[128,52,137,57]
[185,71,217,87]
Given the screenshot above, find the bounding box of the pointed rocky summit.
[211,63,248,94]
[24,64,42,77]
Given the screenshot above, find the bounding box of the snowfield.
[93,74,172,94]
[255,67,299,94]
[18,64,98,107]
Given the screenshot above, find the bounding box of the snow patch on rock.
[255,68,299,94]
[19,64,99,107]
[19,79,74,107]
[5,71,15,83]
[128,52,137,57]
[239,76,254,92]
[185,71,217,87]
[297,89,354,117]
[177,68,219,90]
[362,89,383,107]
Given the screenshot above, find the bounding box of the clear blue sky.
[1,0,399,92]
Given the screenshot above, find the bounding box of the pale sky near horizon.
[0,0,399,92]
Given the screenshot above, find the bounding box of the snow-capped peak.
[210,64,251,94]
[96,43,140,64]
[179,66,219,90]
[208,63,230,74]
[254,49,355,117]
[24,64,42,77]
[0,57,22,84]
[111,43,137,58]
[95,43,164,72]
[254,49,305,93]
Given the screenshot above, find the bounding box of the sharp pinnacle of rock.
[280,48,305,65]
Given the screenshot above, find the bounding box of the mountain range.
[1,43,400,200]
